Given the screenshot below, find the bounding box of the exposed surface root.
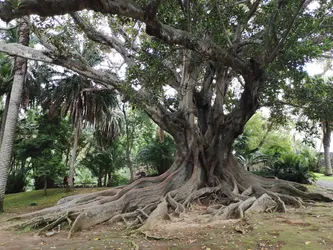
[2,154,332,238]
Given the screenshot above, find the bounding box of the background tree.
[25,113,70,194]
[0,17,29,212]
[0,0,332,233]
[43,72,119,189]
[81,137,125,187]
[285,76,333,175]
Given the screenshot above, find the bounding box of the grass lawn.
[4,187,108,213]
[314,172,333,181]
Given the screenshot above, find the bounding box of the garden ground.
[1,186,333,250]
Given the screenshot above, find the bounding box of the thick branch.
[0,0,145,23]
[0,0,249,74]
[0,42,120,90]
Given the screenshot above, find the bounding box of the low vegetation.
[314,173,333,182]
[3,188,107,213]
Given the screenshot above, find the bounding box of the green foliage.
[234,113,292,157]
[314,173,333,182]
[81,139,125,187]
[5,168,26,194]
[137,135,176,175]
[13,111,72,190]
[237,114,317,183]
[108,172,128,187]
[237,152,267,171]
[257,147,316,184]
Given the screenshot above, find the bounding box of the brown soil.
[1,186,333,250]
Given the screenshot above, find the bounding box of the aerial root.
[183,184,222,207]
[274,193,303,208]
[235,196,256,218]
[214,200,242,219]
[166,192,185,216]
[108,211,140,225]
[207,192,287,219]
[241,186,253,196]
[107,203,157,228]
[7,212,65,231]
[35,213,68,236]
[140,199,168,230]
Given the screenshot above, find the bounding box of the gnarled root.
[2,154,332,238]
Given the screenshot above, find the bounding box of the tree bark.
[323,120,332,176]
[0,17,29,212]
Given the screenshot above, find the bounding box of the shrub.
[258,152,316,184]
[5,169,27,194]
[137,135,175,175]
[109,173,128,187]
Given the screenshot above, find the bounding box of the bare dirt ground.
[1,186,333,250]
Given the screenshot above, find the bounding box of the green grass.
[314,173,333,181]
[4,188,108,213]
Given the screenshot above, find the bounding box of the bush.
[137,135,176,175]
[109,173,128,187]
[257,152,316,184]
[5,169,27,194]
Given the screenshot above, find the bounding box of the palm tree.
[43,72,120,189]
[0,17,29,212]
[0,54,14,145]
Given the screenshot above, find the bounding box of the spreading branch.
[71,13,134,66]
[0,0,249,75]
[265,0,306,65]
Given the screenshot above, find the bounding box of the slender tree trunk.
[323,120,332,176]
[0,94,10,146]
[107,172,112,187]
[65,147,70,168]
[43,175,47,196]
[97,175,102,187]
[122,104,134,181]
[0,17,29,212]
[68,121,81,189]
[103,173,107,187]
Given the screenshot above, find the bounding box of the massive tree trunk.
[0,17,29,212]
[323,120,332,176]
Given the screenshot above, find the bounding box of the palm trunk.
[68,121,81,189]
[323,121,332,176]
[0,94,10,146]
[0,17,29,212]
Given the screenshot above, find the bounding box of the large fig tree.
[0,0,332,235]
